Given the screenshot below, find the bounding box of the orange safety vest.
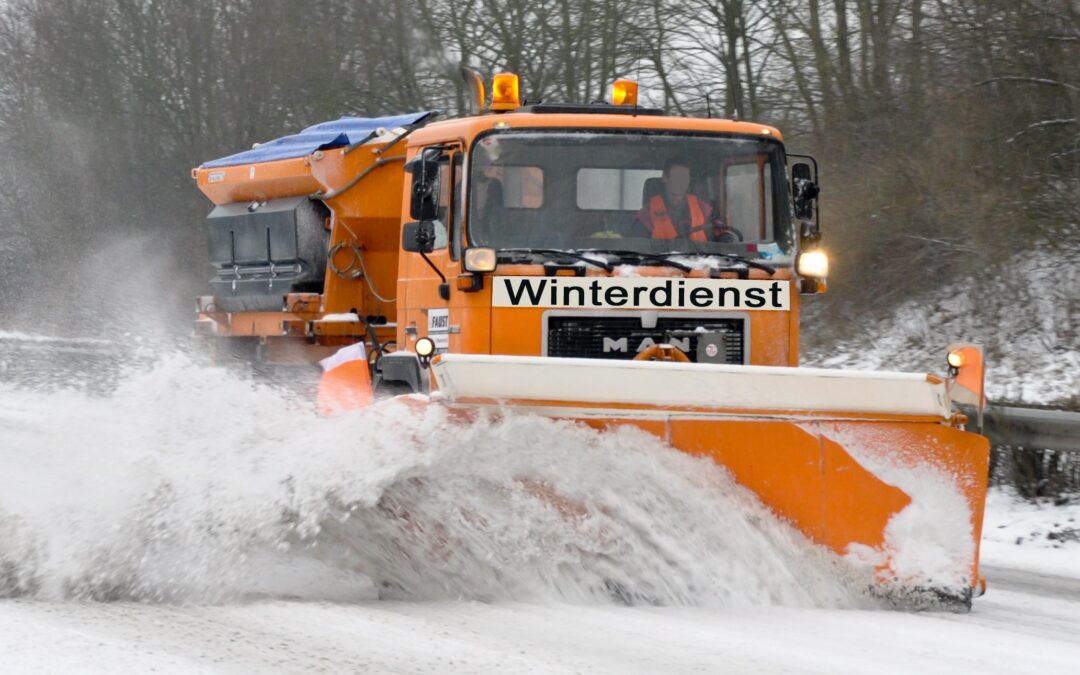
[645,194,709,241]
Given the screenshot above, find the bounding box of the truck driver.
[634,157,713,241]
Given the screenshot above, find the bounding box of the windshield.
[467,130,792,259]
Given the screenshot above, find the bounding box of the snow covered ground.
[1,338,1077,673]
[1,544,1078,674]
[803,243,1080,406]
[1,487,1078,675]
[981,489,1080,578]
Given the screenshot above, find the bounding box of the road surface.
[2,563,1078,674]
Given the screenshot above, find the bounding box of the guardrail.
[974,406,1080,454]
[967,405,1080,497]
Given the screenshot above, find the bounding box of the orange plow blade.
[430,354,990,602]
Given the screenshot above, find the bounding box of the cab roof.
[409,109,784,148]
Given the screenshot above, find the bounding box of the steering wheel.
[713,225,744,243]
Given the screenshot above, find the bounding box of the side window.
[763,166,773,238]
[576,168,662,210]
[481,165,544,208]
[451,153,464,259]
[432,158,451,249]
[724,161,773,239]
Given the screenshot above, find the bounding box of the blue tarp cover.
[201,111,437,168]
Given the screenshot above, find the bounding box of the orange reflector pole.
[317,342,374,415]
[490,73,520,111]
[612,79,639,106]
[947,343,986,413]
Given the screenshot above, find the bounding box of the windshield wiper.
[497,248,614,273]
[683,251,776,275]
[581,249,692,273]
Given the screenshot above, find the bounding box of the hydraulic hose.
[327,242,396,304]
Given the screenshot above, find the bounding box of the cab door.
[398,143,462,355]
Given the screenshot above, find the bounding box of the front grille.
[546,315,746,364]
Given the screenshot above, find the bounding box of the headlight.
[464,247,497,273]
[797,249,829,278]
[415,336,436,358]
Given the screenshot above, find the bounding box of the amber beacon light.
[612,79,639,106]
[490,73,521,111]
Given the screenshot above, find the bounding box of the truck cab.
[389,102,824,390]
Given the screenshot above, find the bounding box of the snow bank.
[980,487,1080,578]
[804,243,1079,406]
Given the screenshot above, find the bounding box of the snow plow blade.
[430,354,990,601]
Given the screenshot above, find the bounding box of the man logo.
[602,337,628,353]
[601,336,692,353]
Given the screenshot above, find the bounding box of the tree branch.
[974,76,1078,92]
[1006,119,1078,144]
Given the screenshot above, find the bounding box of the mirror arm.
[418,250,447,285]
[418,249,451,301]
[800,219,821,246]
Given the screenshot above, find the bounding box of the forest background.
[0,0,1076,407]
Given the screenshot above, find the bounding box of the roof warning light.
[491,73,520,111]
[612,79,638,106]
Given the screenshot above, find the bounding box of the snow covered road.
[3,561,1079,675]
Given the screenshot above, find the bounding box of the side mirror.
[402,221,436,254]
[408,152,441,222]
[791,162,819,221]
[790,159,820,247]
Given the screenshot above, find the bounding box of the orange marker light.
[947,350,965,369]
[612,79,639,106]
[491,73,520,111]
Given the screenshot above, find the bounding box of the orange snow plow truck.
[192,73,990,608]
